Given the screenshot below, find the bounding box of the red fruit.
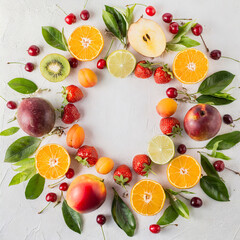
[46,193,57,202]
[62,103,80,124]
[160,117,182,136]
[154,65,173,84]
[25,62,34,72]
[76,145,98,167]
[145,6,156,16]
[65,13,77,25]
[191,23,203,36]
[68,58,79,68]
[162,13,173,23]
[149,224,161,234]
[166,87,178,98]
[65,168,75,179]
[80,10,90,20]
[169,22,179,34]
[7,101,17,110]
[59,182,69,191]
[113,165,132,187]
[62,85,84,104]
[97,59,106,69]
[213,160,225,172]
[132,154,152,176]
[28,45,40,56]
[134,61,153,79]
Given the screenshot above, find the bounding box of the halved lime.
[147,135,175,165]
[106,50,136,78]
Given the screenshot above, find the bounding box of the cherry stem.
[56,4,67,15]
[200,35,209,52]
[0,96,7,102]
[101,226,106,240]
[7,62,25,65]
[234,117,240,121]
[83,0,88,9]
[188,147,205,150]
[225,167,240,176]
[38,202,51,214]
[221,56,240,63]
[8,116,17,123]
[161,224,178,229]
[104,39,115,60]
[173,18,192,20]
[178,194,190,201]
[54,191,63,207]
[126,3,147,7]
[48,176,66,188]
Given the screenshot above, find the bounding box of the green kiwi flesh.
[40,53,70,82]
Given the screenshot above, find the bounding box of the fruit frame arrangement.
[1,1,240,239]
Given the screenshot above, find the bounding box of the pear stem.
[38,202,51,214]
[56,4,67,15]
[7,62,25,65]
[48,177,66,188]
[222,56,240,63]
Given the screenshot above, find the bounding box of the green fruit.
[40,53,70,82]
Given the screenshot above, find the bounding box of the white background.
[0,0,240,239]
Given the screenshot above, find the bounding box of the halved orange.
[68,25,104,61]
[35,144,70,180]
[167,155,201,189]
[173,48,208,84]
[130,179,166,216]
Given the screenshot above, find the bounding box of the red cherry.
[25,62,34,72]
[213,160,225,172]
[97,59,106,69]
[162,13,173,23]
[68,58,79,68]
[59,182,68,191]
[65,13,77,25]
[96,214,106,226]
[149,224,161,234]
[191,23,203,36]
[65,168,75,178]
[45,192,57,202]
[28,45,40,56]
[80,10,90,20]
[177,144,187,154]
[210,50,221,60]
[169,22,179,34]
[7,101,17,110]
[166,87,178,98]
[145,6,156,16]
[190,197,203,208]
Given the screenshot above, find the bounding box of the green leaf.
[196,94,235,105]
[105,6,127,37]
[62,200,82,234]
[167,189,195,195]
[211,141,222,157]
[125,5,136,24]
[112,188,136,237]
[9,169,36,186]
[13,158,35,172]
[42,26,67,51]
[62,28,69,51]
[212,92,235,101]
[4,136,41,163]
[166,43,188,52]
[198,71,235,95]
[25,174,45,199]
[207,152,231,160]
[200,176,229,201]
[169,195,189,219]
[102,10,122,40]
[206,131,240,150]
[200,154,220,179]
[0,127,19,136]
[8,78,38,94]
[167,36,200,51]
[157,205,179,225]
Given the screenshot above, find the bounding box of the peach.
[66,174,106,214]
[95,157,114,174]
[184,104,222,141]
[156,98,177,117]
[66,124,85,149]
[78,68,97,88]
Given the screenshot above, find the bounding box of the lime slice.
[148,135,175,164]
[106,50,136,78]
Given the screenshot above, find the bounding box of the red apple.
[184,104,222,141]
[66,174,106,213]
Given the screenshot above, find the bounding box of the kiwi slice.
[40,53,70,82]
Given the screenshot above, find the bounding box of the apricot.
[78,68,97,88]
[66,124,85,149]
[95,157,114,174]
[66,174,106,213]
[156,98,177,117]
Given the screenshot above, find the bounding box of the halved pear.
[128,18,166,57]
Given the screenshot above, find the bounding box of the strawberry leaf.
[169,125,182,138]
[75,156,90,167]
[61,86,69,106]
[162,64,174,79]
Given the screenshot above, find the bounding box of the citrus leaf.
[207,152,231,160]
[157,205,179,225]
[9,168,36,186]
[13,158,35,172]
[169,196,189,219]
[8,78,38,94]
[196,95,235,105]
[62,200,82,234]
[125,5,135,24]
[200,154,220,179]
[0,127,19,136]
[25,174,45,199]
[200,176,229,201]
[167,189,195,195]
[4,136,41,163]
[112,188,136,236]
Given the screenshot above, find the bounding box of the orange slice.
[130,179,166,216]
[68,25,104,61]
[35,144,70,180]
[173,48,208,84]
[167,155,201,189]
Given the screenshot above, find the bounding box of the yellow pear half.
[128,18,166,57]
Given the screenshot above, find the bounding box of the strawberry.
[62,85,84,104]
[113,164,132,188]
[75,145,98,167]
[132,154,154,177]
[134,60,153,79]
[61,103,80,124]
[154,64,173,84]
[160,117,182,137]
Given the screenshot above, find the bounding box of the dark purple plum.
[17,98,55,137]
